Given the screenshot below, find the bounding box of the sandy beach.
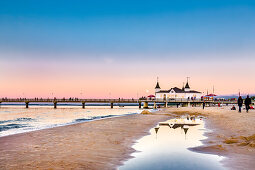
[1,106,255,170]
[0,114,169,170]
[154,106,255,170]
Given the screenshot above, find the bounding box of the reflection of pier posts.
[54,101,57,109]
[25,102,29,108]
[82,102,85,109]
[111,102,113,109]
[143,101,148,109]
[139,102,142,109]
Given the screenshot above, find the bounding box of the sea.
[0,103,145,137]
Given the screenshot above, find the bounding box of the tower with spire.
[182,82,185,91]
[184,77,190,92]
[155,77,161,94]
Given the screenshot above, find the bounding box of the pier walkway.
[0,98,242,109]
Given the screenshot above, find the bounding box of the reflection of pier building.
[155,79,202,100]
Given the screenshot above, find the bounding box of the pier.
[0,98,244,109]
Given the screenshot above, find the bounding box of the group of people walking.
[238,95,252,113]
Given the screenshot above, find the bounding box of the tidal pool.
[119,118,225,170]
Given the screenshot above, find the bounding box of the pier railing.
[0,98,237,103]
[0,98,140,103]
[0,98,244,109]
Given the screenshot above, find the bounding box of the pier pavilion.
[155,79,202,100]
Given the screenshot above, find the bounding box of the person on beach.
[202,101,205,109]
[231,105,236,110]
[238,96,243,112]
[245,95,251,113]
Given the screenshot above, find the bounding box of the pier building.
[155,79,202,100]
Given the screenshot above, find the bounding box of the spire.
[155,77,160,89]
[185,77,190,89]
[185,82,190,89]
[182,82,185,91]
[184,77,190,92]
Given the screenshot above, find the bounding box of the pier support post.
[143,101,148,109]
[111,102,113,109]
[25,102,29,108]
[139,102,142,109]
[154,102,157,109]
[54,102,57,109]
[82,102,85,109]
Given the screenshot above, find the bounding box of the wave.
[74,115,117,122]
[0,117,34,125]
[0,112,139,137]
[0,123,28,132]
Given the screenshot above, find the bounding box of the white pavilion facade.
[155,79,202,100]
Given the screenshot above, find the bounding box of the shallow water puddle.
[119,117,225,170]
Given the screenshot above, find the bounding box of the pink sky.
[0,54,254,98]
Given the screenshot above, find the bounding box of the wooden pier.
[0,98,244,109]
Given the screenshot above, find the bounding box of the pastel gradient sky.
[0,0,255,98]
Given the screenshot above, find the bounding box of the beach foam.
[0,106,144,137]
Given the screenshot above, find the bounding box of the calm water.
[0,105,145,137]
[119,118,225,170]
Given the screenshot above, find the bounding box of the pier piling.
[82,102,85,109]
[25,102,29,108]
[111,102,113,109]
[54,102,57,109]
[143,101,148,109]
[154,102,157,109]
[165,102,168,108]
[139,102,142,109]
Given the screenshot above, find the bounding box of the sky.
[0,0,255,98]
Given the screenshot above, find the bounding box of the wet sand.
[155,106,255,170]
[0,114,169,170]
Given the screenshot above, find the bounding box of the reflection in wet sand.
[119,116,225,170]
[156,116,203,139]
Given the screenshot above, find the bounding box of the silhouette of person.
[237,96,243,113]
[245,95,251,113]
[231,105,236,110]
[203,101,205,109]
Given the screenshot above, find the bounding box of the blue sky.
[1,0,255,61]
